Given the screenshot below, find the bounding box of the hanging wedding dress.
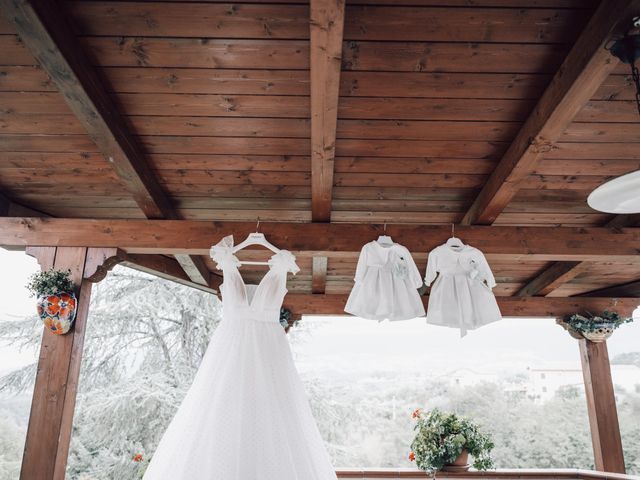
[143,236,337,480]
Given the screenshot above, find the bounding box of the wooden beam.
[581,279,640,298]
[0,0,210,287]
[518,215,640,297]
[0,0,173,220]
[282,294,640,320]
[122,254,220,295]
[310,0,345,222]
[516,261,585,297]
[579,340,625,473]
[461,0,640,225]
[20,246,92,480]
[174,254,210,286]
[0,191,9,216]
[2,218,640,261]
[312,256,328,294]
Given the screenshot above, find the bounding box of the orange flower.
[133,453,143,462]
[44,317,64,335]
[409,452,415,462]
[412,408,422,419]
[45,293,76,319]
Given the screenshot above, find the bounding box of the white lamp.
[587,170,640,214]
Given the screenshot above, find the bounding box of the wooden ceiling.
[1,0,639,304]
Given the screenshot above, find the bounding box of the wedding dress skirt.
[143,236,337,480]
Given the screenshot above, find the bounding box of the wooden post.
[579,339,626,473]
[20,246,96,480]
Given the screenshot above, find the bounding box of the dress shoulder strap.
[268,250,300,275]
[209,235,241,271]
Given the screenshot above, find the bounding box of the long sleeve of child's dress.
[353,244,369,283]
[424,249,439,287]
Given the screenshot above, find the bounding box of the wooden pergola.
[0,0,639,478]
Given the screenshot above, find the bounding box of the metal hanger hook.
[383,221,387,232]
[451,223,455,238]
[256,219,260,233]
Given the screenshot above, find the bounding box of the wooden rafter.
[123,253,220,295]
[581,279,640,297]
[517,214,640,297]
[282,294,640,320]
[516,261,585,297]
[0,0,209,287]
[0,191,9,216]
[2,218,640,261]
[461,0,640,225]
[312,256,328,294]
[310,0,345,222]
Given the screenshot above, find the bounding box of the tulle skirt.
[143,316,337,480]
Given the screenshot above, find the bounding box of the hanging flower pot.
[27,269,77,335]
[561,310,633,343]
[36,292,78,335]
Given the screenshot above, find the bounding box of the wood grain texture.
[65,3,587,43]
[461,0,639,225]
[516,261,585,296]
[20,247,89,480]
[3,218,640,261]
[312,255,328,294]
[309,0,345,221]
[518,214,640,297]
[282,294,640,319]
[579,340,625,473]
[0,0,173,219]
[580,279,640,297]
[122,253,220,294]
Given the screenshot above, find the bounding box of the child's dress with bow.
[424,242,502,336]
[345,240,425,321]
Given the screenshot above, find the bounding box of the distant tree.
[0,266,222,479]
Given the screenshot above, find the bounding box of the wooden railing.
[335,469,640,480]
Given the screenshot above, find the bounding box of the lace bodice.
[210,235,299,322]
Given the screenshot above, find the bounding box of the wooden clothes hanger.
[377,221,394,246]
[232,220,281,265]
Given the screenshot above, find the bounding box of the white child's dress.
[425,242,502,336]
[345,240,425,321]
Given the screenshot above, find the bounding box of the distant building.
[528,364,640,402]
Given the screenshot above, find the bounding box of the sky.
[1,248,639,379]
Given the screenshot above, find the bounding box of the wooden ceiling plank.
[517,214,640,297]
[123,254,220,295]
[0,0,213,288]
[0,191,9,216]
[461,0,640,226]
[312,255,328,294]
[0,0,173,220]
[580,279,640,297]
[174,254,210,287]
[282,294,640,319]
[516,261,585,297]
[310,0,345,222]
[2,219,640,261]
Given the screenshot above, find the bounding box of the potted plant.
[27,269,77,335]
[561,310,633,343]
[409,408,494,474]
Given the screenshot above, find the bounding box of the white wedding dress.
[143,236,337,480]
